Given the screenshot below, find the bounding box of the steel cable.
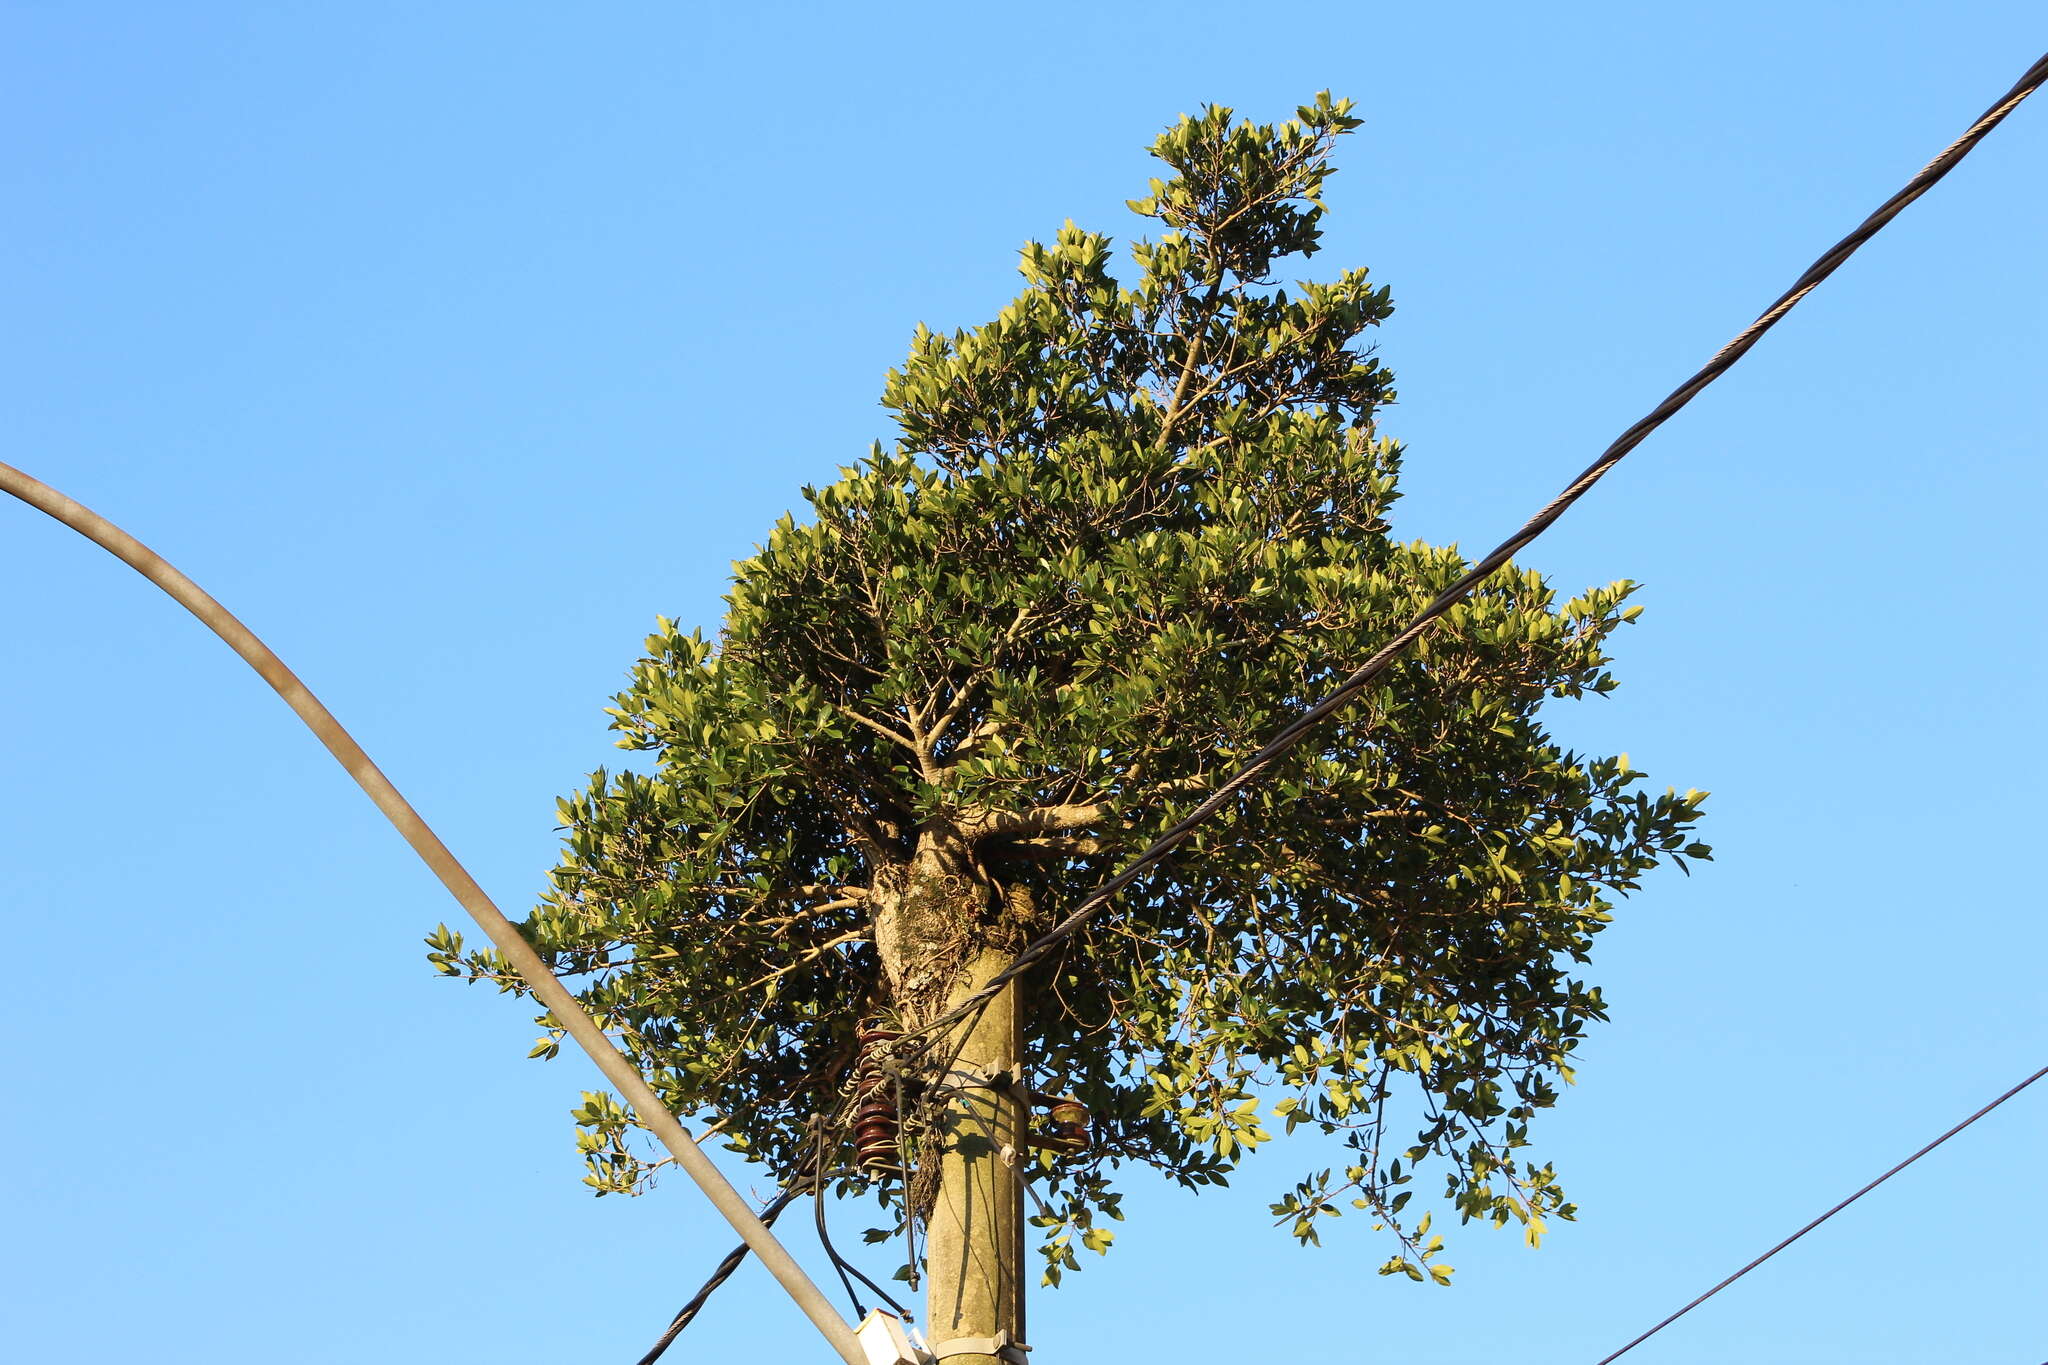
[626,49,2048,1349]
[1592,1060,2048,1363]
[0,472,867,1365]
[898,49,2048,1056]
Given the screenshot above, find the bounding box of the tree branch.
[970,801,1115,838]
[828,701,920,753]
[725,928,873,998]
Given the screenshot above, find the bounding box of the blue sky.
[3,5,2042,1362]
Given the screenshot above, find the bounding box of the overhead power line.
[903,48,2048,1053]
[1593,1060,2048,1363]
[643,43,2048,1356]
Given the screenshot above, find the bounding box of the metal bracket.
[938,1060,1024,1095]
[929,1329,1031,1363]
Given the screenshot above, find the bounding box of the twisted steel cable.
[901,49,2048,1055]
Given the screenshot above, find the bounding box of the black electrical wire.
[634,1185,803,1365]
[813,1090,920,1321]
[815,1157,869,1319]
[898,48,2048,1058]
[1593,1060,2048,1363]
[634,1161,911,1365]
[814,1159,915,1321]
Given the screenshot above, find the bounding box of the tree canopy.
[430,92,1707,1288]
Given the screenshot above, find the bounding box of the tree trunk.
[921,947,1027,1365]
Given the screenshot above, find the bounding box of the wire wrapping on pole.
[0,462,868,1365]
[899,48,2048,1057]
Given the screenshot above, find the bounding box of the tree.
[429,93,1707,1352]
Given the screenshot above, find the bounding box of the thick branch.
[967,801,1115,838]
[992,834,1113,858]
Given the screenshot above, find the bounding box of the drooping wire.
[892,48,2048,1061]
[809,1085,918,1322]
[937,1072,1059,1223]
[815,1154,870,1318]
[814,1159,915,1321]
[1592,1060,2048,1363]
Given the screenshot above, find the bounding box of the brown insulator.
[1029,1096,1090,1154]
[854,1130,902,1174]
[853,1106,898,1154]
[850,1025,906,1174]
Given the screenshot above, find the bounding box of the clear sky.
[4,5,2042,1362]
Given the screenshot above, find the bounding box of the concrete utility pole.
[922,951,1029,1365]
